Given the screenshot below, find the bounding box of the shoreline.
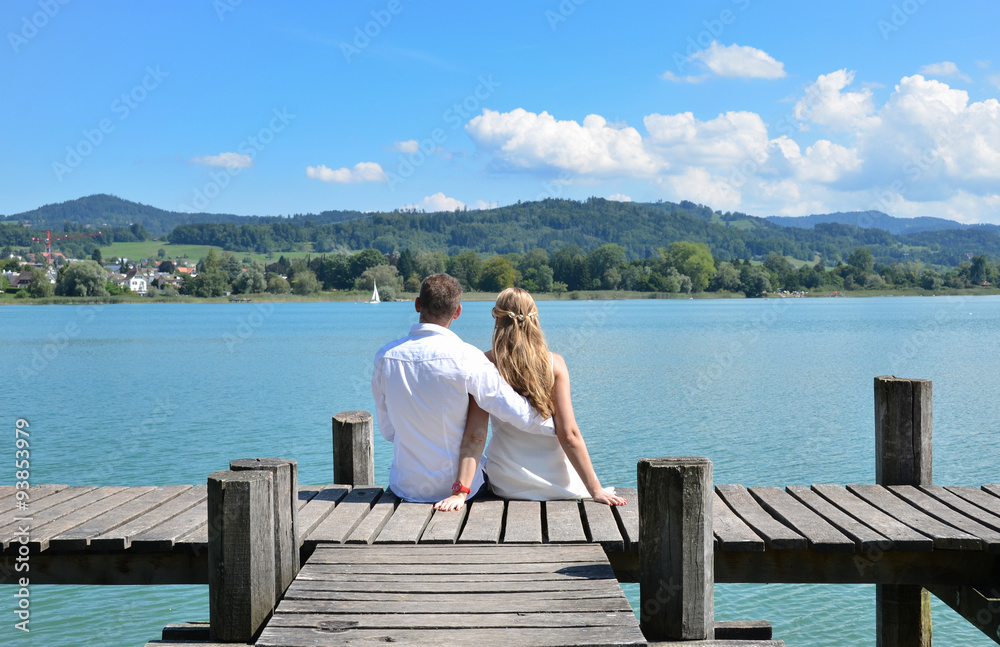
[3,287,999,306]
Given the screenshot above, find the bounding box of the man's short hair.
[419,273,462,321]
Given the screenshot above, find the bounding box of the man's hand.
[434,494,467,511]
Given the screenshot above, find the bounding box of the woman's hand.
[433,494,468,511]
[590,490,627,506]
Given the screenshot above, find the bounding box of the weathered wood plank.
[927,584,1000,645]
[419,506,467,544]
[947,485,1000,519]
[308,544,606,563]
[294,484,349,545]
[786,485,890,552]
[713,490,765,552]
[748,486,855,553]
[264,611,640,629]
[293,567,615,583]
[131,496,207,552]
[273,596,634,614]
[256,626,646,646]
[0,484,68,515]
[307,486,382,544]
[891,485,1000,552]
[49,485,192,551]
[848,484,981,550]
[458,498,504,543]
[983,484,1000,499]
[545,500,587,543]
[332,410,374,486]
[345,489,398,544]
[374,502,434,544]
[283,589,627,603]
[922,485,1000,533]
[0,486,105,547]
[29,487,154,551]
[502,500,542,543]
[90,485,206,550]
[810,484,933,551]
[613,486,639,551]
[285,578,622,594]
[716,484,806,550]
[295,561,614,576]
[582,499,625,551]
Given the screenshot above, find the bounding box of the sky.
[2,0,1000,223]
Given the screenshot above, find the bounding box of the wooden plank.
[0,484,68,515]
[296,485,322,509]
[748,486,855,553]
[257,625,646,646]
[308,544,605,563]
[49,485,192,551]
[131,496,207,551]
[545,500,587,543]
[294,567,616,583]
[175,519,208,546]
[286,578,622,594]
[984,484,1000,499]
[713,491,765,552]
[786,485,890,552]
[332,410,375,486]
[848,484,981,550]
[345,489,398,544]
[582,499,624,551]
[265,611,640,629]
[923,486,1000,532]
[810,484,933,551]
[91,485,206,550]
[947,486,1000,519]
[419,506,467,543]
[307,486,382,544]
[502,500,542,543]
[295,484,350,545]
[283,588,626,603]
[612,486,639,551]
[928,584,1000,645]
[273,595,634,614]
[458,498,504,543]
[0,486,104,547]
[891,485,1000,552]
[716,484,806,550]
[296,561,613,576]
[374,502,433,544]
[29,487,152,551]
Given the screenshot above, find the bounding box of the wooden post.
[333,410,374,486]
[207,469,275,643]
[230,458,299,602]
[875,376,933,647]
[638,457,714,641]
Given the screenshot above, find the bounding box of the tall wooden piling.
[230,458,299,602]
[874,376,933,647]
[638,457,714,641]
[333,410,374,486]
[207,469,276,643]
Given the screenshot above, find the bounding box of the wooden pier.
[2,377,998,645]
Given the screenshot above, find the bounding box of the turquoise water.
[2,296,998,645]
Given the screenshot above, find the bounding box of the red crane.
[31,230,104,265]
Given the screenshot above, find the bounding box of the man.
[372,273,554,502]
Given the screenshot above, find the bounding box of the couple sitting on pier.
[372,273,625,510]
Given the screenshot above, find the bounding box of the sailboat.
[370,280,381,304]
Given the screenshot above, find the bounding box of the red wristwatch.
[452,481,471,495]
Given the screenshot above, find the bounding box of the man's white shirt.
[372,322,555,502]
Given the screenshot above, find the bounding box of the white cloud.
[645,111,771,169]
[680,42,786,80]
[607,193,632,202]
[794,69,878,132]
[393,139,420,153]
[919,62,971,82]
[305,162,387,183]
[191,152,252,168]
[988,73,1000,90]
[466,108,661,176]
[659,71,709,84]
[401,192,466,212]
[471,200,494,210]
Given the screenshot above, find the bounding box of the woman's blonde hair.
[491,287,553,419]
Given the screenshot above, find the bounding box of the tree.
[847,247,875,274]
[356,264,403,301]
[588,244,627,285]
[91,248,103,264]
[158,260,175,273]
[157,248,166,259]
[27,268,53,298]
[55,261,107,297]
[740,265,771,297]
[664,242,715,292]
[232,261,267,294]
[291,269,321,295]
[479,256,518,292]
[709,262,741,292]
[446,251,483,290]
[350,248,387,279]
[266,276,291,294]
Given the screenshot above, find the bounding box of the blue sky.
[3,0,1000,222]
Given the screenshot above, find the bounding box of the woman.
[435,287,625,510]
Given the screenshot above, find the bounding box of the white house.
[128,275,148,295]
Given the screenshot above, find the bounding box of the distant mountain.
[2,194,363,237]
[766,210,986,236]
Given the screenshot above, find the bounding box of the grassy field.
[101,241,317,265]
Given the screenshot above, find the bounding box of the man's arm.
[435,395,488,511]
[466,354,555,436]
[371,358,395,442]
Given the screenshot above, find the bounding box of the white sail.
[370,280,380,303]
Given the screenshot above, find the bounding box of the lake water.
[2,296,998,646]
